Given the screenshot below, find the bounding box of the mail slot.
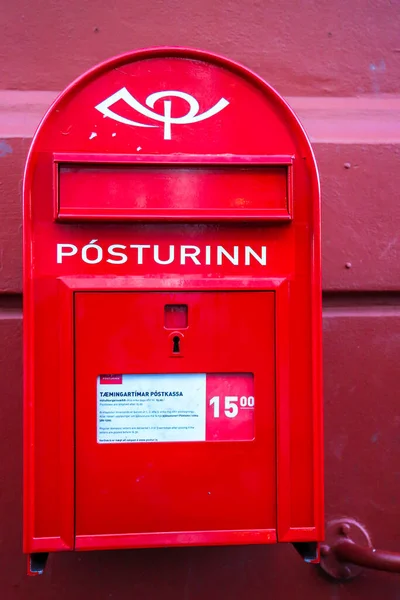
[23,47,323,575]
[56,158,291,220]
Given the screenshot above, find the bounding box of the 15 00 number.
[209,395,255,418]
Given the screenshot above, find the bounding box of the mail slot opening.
[55,158,292,221]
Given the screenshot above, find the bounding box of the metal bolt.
[341,566,352,579]
[320,544,330,557]
[340,523,351,536]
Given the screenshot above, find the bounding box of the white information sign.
[97,373,206,443]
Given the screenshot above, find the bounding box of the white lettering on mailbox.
[56,243,267,266]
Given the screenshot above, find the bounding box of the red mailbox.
[23,47,323,574]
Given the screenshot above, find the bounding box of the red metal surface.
[23,47,323,559]
[75,290,276,543]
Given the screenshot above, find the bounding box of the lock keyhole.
[172,336,181,354]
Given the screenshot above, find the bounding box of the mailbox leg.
[27,553,48,576]
[293,542,320,563]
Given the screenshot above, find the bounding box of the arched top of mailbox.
[28,47,317,163]
[25,47,319,223]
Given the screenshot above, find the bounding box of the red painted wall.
[0,1,399,597]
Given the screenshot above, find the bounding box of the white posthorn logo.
[95,88,229,140]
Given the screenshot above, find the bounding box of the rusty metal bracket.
[320,518,400,580]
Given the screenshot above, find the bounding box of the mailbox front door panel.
[74,291,276,546]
